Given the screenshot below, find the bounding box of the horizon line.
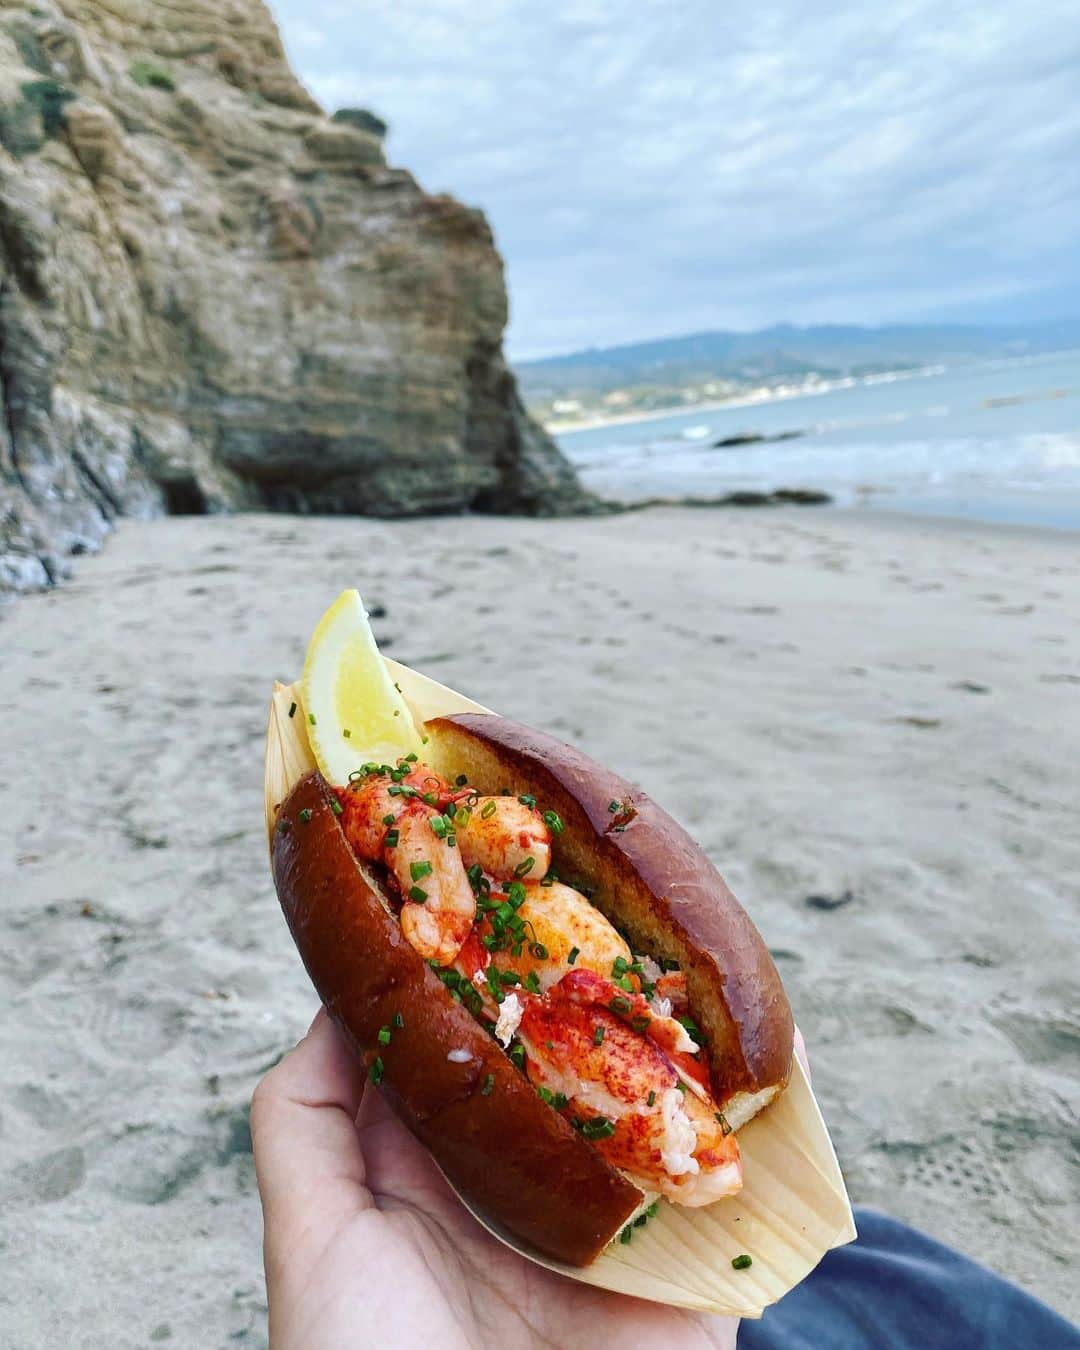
[513,313,1080,367]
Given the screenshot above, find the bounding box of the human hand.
[252,1009,748,1350]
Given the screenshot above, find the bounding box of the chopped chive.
[308,713,317,726]
[542,810,564,834]
[568,946,580,965]
[392,1012,405,1029]
[298,808,312,823]
[378,1026,392,1045]
[287,701,297,718]
[634,1213,650,1228]
[513,856,535,877]
[382,813,395,826]
[716,1111,732,1136]
[369,1056,384,1085]
[613,956,629,975]
[608,799,620,813]
[330,798,343,816]
[646,1201,660,1218]
[593,1025,605,1046]
[732,1254,753,1270]
[343,729,351,739]
[580,1116,616,1140]
[524,971,541,994]
[631,1015,651,1033]
[545,1039,554,1050]
[529,942,549,960]
[481,799,497,819]
[276,817,291,834]
[674,1080,687,1093]
[509,1043,526,1070]
[422,791,439,806]
[408,885,428,903]
[518,794,537,808]
[384,829,399,848]
[647,1090,656,1107]
[620,1226,633,1244]
[609,996,631,1015]
[410,860,433,881]
[455,773,468,786]
[480,1073,495,1096]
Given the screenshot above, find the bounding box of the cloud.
[270,0,1080,357]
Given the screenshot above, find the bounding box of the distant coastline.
[540,363,946,434]
[552,348,1080,533]
[522,321,1080,436]
[540,348,1080,436]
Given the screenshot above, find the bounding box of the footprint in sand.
[83,989,191,1063]
[4,1145,86,1205]
[99,1126,207,1205]
[990,1009,1080,1068]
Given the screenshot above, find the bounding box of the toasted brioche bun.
[270,715,793,1265]
[271,770,641,1266]
[424,715,794,1129]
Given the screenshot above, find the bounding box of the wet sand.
[1,506,1077,1346]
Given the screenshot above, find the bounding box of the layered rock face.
[0,0,588,593]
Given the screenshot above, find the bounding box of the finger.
[251,1008,373,1272]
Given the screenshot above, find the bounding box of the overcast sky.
[271,1,1080,359]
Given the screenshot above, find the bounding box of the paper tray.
[264,658,856,1317]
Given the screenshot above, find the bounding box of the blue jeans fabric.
[737,1208,1079,1349]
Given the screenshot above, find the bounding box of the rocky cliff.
[0,0,589,594]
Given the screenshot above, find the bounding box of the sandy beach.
[2,505,1077,1347]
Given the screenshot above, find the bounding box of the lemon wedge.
[301,589,423,784]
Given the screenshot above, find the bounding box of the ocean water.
[554,349,1080,530]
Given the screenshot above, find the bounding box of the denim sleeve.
[737,1208,1080,1350]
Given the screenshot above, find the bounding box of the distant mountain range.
[516,320,1080,414]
